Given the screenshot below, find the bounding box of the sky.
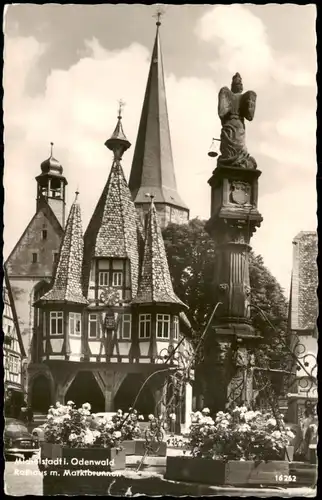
[3,4,317,296]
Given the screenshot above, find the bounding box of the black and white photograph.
[2,3,318,496]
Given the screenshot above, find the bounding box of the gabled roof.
[5,201,64,271]
[38,195,88,305]
[128,23,188,210]
[132,199,187,307]
[3,266,26,357]
[83,160,140,297]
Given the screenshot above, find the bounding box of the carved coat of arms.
[104,311,117,331]
[230,181,251,205]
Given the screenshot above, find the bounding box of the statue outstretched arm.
[241,90,257,121]
[218,87,232,120]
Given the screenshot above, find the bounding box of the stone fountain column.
[202,74,263,414]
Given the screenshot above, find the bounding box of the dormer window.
[50,311,63,335]
[98,270,123,287]
[112,271,123,287]
[42,230,47,240]
[156,314,170,339]
[99,271,109,286]
[69,313,82,336]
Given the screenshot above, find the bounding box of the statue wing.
[218,86,232,119]
[241,90,257,121]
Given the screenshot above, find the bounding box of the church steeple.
[129,17,189,228]
[36,142,67,228]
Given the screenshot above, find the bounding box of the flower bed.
[165,406,296,486]
[38,401,129,476]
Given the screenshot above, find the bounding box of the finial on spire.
[153,5,165,26]
[50,142,54,156]
[118,99,125,119]
[105,104,131,159]
[75,185,79,201]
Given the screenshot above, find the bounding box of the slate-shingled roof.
[132,200,187,307]
[83,160,140,297]
[128,23,188,210]
[39,197,88,305]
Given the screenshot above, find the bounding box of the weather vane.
[118,99,126,119]
[153,4,165,25]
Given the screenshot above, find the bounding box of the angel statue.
[217,73,257,169]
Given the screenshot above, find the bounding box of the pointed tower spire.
[83,113,139,297]
[105,100,131,160]
[38,193,87,304]
[129,18,189,228]
[132,195,187,307]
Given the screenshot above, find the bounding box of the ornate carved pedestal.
[203,165,263,414]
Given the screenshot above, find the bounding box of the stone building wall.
[136,203,189,229]
[6,207,63,358]
[290,231,318,330]
[287,231,318,424]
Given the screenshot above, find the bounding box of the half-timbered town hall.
[5,20,192,421]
